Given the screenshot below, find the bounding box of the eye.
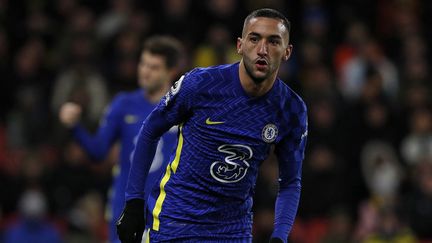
[269,39,281,45]
[249,36,259,43]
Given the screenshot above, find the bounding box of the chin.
[251,76,266,84]
[252,73,268,82]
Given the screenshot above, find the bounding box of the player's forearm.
[125,111,172,201]
[72,124,113,162]
[271,183,301,242]
[125,126,159,200]
[273,147,303,241]
[272,103,307,242]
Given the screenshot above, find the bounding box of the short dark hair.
[143,36,183,69]
[243,8,291,35]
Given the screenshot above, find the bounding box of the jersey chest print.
[210,144,252,183]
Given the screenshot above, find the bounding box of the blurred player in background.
[59,36,184,243]
[117,8,307,243]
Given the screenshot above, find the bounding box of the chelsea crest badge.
[262,124,278,143]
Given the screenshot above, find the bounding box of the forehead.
[141,51,167,65]
[244,17,288,39]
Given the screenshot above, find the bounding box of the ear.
[237,37,243,55]
[283,44,293,61]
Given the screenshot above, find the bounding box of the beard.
[243,58,270,84]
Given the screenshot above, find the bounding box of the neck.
[143,82,171,104]
[238,60,277,97]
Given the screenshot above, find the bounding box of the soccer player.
[59,36,184,243]
[117,8,308,243]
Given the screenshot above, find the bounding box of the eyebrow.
[248,32,283,40]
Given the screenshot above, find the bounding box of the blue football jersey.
[126,63,308,241]
[72,89,178,243]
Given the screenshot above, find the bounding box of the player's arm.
[125,74,193,200]
[116,107,174,243]
[117,74,195,242]
[271,101,308,243]
[59,98,122,162]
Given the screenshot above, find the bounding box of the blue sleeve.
[71,96,123,162]
[125,74,195,201]
[271,101,308,242]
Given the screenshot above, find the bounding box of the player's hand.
[59,102,82,128]
[116,199,145,243]
[269,237,284,243]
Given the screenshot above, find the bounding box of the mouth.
[255,59,268,69]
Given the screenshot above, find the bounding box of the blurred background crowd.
[0,0,432,242]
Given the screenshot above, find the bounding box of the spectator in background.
[50,5,96,68]
[401,108,432,166]
[402,83,431,111]
[48,141,104,220]
[301,0,329,45]
[397,82,431,145]
[51,33,109,129]
[95,0,132,41]
[299,39,324,68]
[95,1,156,90]
[339,39,399,101]
[361,141,403,206]
[352,140,411,242]
[202,0,246,41]
[156,0,197,45]
[7,38,52,148]
[306,97,344,149]
[347,66,400,146]
[362,207,416,243]
[399,35,429,84]
[300,64,341,102]
[99,8,154,94]
[193,24,238,67]
[333,21,369,80]
[103,29,142,94]
[3,189,62,243]
[320,208,353,243]
[403,161,432,241]
[64,191,107,243]
[51,0,79,23]
[300,145,348,219]
[293,145,349,243]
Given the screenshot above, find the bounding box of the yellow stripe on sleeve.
[145,228,150,243]
[170,125,184,173]
[152,125,184,231]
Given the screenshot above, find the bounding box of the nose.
[140,63,150,73]
[257,41,268,56]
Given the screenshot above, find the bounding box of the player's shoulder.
[188,63,236,76]
[276,79,307,113]
[110,89,143,106]
[113,89,143,101]
[184,63,237,85]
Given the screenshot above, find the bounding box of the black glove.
[116,199,145,243]
[269,237,284,243]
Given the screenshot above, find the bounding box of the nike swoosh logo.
[206,118,225,125]
[124,115,138,124]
